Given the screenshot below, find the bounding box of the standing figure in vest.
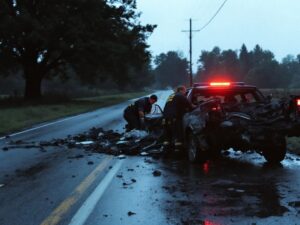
[163,86,194,153]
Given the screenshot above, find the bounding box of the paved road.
[1,90,300,225]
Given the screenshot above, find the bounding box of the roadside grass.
[260,88,300,98]
[0,91,149,135]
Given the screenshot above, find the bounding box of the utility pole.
[182,19,199,87]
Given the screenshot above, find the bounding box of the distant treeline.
[154,45,300,88]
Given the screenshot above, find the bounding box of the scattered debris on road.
[2,127,163,157]
[152,170,162,177]
[127,211,136,216]
[77,141,94,145]
[118,155,126,159]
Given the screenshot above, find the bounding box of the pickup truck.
[145,82,300,163]
[183,82,300,163]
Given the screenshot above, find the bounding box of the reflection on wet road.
[81,151,300,225]
[155,152,300,225]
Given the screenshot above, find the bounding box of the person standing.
[163,86,194,153]
[123,95,158,131]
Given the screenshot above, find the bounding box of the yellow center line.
[40,155,114,225]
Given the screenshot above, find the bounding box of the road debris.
[122,178,137,186]
[118,155,126,159]
[127,211,136,216]
[140,152,149,156]
[228,187,245,193]
[76,141,94,145]
[2,127,163,157]
[152,170,162,177]
[124,129,148,139]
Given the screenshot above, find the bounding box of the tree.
[196,44,296,88]
[239,44,251,80]
[281,55,300,88]
[252,44,275,67]
[153,51,189,88]
[220,49,240,79]
[0,0,155,99]
[245,61,281,88]
[244,45,292,88]
[196,47,240,81]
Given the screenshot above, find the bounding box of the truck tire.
[262,135,286,164]
[187,132,208,163]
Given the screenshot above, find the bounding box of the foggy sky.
[137,0,300,68]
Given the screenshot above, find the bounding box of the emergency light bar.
[297,99,300,106]
[209,82,231,86]
[193,82,245,87]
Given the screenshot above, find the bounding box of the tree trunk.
[24,65,43,100]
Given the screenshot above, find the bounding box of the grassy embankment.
[0,91,149,135]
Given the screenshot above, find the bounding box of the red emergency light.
[297,99,300,106]
[209,82,231,87]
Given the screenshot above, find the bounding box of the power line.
[181,0,229,86]
[198,0,229,32]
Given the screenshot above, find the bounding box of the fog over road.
[0,90,300,225]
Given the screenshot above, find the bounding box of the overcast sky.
[137,0,300,68]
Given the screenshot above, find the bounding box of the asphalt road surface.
[1,90,300,225]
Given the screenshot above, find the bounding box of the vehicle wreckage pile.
[3,127,164,156]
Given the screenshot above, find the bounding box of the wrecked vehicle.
[182,82,300,163]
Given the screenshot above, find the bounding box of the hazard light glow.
[209,82,231,86]
[297,99,300,106]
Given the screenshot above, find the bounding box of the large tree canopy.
[0,0,155,98]
[197,46,240,81]
[153,51,189,88]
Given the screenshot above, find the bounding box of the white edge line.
[0,113,85,140]
[0,102,129,140]
[68,159,124,225]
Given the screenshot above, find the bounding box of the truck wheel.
[187,132,208,163]
[262,135,286,164]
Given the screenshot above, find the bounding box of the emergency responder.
[123,94,158,131]
[163,86,194,153]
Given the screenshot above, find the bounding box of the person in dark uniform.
[123,94,158,131]
[163,86,194,153]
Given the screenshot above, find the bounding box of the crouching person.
[124,95,158,131]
